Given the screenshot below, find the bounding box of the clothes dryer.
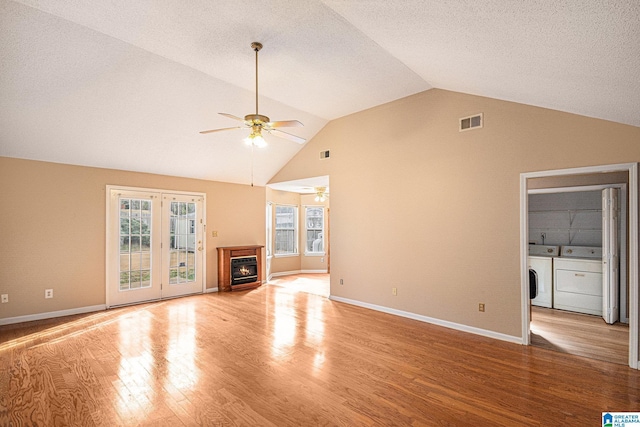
[553,246,603,316]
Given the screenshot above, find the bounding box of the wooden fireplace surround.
[217,245,264,292]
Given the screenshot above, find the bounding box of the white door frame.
[520,163,638,369]
[266,201,273,281]
[106,185,207,308]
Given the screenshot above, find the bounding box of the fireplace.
[231,256,258,286]
[217,245,263,291]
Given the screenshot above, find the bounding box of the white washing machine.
[528,245,559,308]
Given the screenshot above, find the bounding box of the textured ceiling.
[1,0,638,187]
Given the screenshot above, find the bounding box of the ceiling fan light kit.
[200,42,305,146]
[244,131,267,148]
[314,186,328,202]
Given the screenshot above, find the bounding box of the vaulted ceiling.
[1,0,638,186]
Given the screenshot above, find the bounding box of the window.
[275,205,297,255]
[305,206,324,254]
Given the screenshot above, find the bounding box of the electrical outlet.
[321,257,324,263]
[212,231,218,237]
[479,303,485,312]
[45,289,53,299]
[392,287,397,296]
[1,294,8,303]
[340,279,343,285]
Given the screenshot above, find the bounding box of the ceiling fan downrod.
[245,42,268,124]
[251,42,263,118]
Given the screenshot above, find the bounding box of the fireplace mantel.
[217,245,264,292]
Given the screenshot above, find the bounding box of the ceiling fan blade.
[268,129,306,144]
[199,126,242,134]
[268,120,304,128]
[218,113,245,122]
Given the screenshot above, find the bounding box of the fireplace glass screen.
[230,256,258,286]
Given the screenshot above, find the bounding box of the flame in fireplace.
[239,266,251,276]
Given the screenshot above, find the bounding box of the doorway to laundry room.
[520,163,638,368]
[528,186,628,364]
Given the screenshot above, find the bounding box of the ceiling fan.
[199,42,305,146]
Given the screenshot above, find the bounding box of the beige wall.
[270,88,640,339]
[0,157,265,320]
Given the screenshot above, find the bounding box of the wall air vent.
[459,113,483,132]
[320,150,330,159]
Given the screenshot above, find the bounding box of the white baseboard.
[0,304,106,326]
[328,296,522,345]
[270,270,302,278]
[204,287,218,294]
[270,270,328,278]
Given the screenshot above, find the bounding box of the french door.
[107,188,205,307]
[161,193,204,298]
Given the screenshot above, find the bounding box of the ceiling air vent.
[459,113,483,132]
[320,150,330,159]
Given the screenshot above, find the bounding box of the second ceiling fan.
[200,42,305,146]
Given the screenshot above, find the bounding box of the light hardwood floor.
[531,305,629,365]
[267,273,330,297]
[273,274,631,365]
[1,281,639,426]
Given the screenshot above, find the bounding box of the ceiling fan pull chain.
[251,143,255,187]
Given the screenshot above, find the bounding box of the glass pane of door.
[119,198,153,291]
